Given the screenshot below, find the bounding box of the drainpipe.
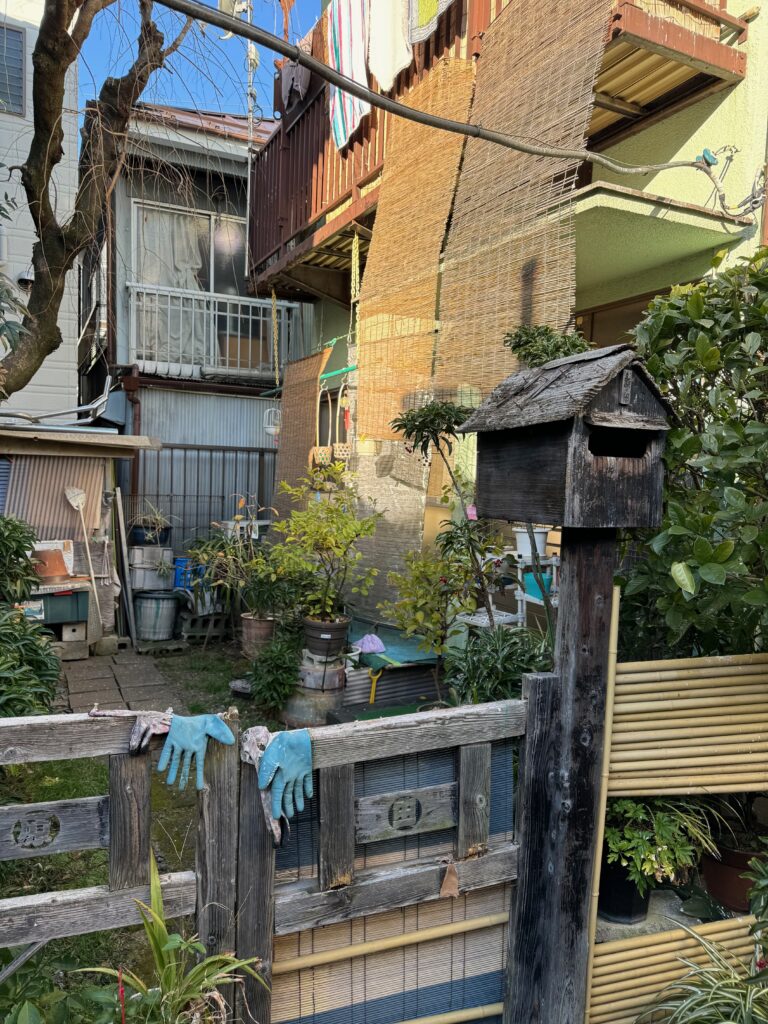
[122,367,142,492]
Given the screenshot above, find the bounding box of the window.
[134,203,247,297]
[0,27,23,116]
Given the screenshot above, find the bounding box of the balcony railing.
[249,0,747,283]
[128,283,300,380]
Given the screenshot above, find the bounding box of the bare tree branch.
[2,0,192,397]
[163,15,193,59]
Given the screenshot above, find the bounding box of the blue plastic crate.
[173,557,205,590]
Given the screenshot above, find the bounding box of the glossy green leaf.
[671,562,696,594]
[699,563,727,585]
[712,540,735,563]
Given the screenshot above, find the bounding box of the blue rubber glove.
[257,729,313,820]
[157,714,235,791]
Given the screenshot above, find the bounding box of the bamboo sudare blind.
[432,0,612,400]
[588,916,756,1024]
[355,57,475,441]
[271,348,331,516]
[608,652,768,796]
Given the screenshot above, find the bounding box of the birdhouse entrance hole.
[587,425,649,459]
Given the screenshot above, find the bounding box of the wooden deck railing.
[249,0,746,282]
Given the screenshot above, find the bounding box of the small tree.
[620,248,768,657]
[502,324,589,368]
[391,402,502,627]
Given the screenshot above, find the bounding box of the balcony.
[128,283,300,381]
[590,0,748,147]
[249,0,747,293]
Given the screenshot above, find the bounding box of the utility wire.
[157,0,754,215]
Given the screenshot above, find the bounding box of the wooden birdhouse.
[460,345,670,529]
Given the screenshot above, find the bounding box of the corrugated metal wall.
[139,387,279,448]
[132,388,280,547]
[6,456,106,539]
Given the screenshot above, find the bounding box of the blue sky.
[78,0,320,119]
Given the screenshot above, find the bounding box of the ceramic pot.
[702,845,764,912]
[303,615,350,659]
[241,613,276,660]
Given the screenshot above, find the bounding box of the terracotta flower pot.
[702,845,764,913]
[302,615,350,659]
[241,613,275,660]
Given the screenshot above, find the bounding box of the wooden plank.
[506,530,616,1024]
[197,710,239,1019]
[235,763,275,1024]
[274,844,518,935]
[0,871,196,948]
[355,783,457,844]
[309,700,526,769]
[115,486,137,648]
[0,796,109,862]
[0,713,138,765]
[109,753,151,890]
[319,765,355,890]
[456,744,491,859]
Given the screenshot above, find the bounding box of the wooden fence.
[0,701,525,1024]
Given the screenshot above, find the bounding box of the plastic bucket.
[513,527,549,559]
[135,592,178,641]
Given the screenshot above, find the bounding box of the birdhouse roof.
[459,344,669,433]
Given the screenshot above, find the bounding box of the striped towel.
[408,0,455,45]
[368,0,412,92]
[326,0,371,150]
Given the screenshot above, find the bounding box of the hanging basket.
[310,388,333,468]
[312,446,333,466]
[333,442,351,461]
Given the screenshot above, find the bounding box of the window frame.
[0,24,26,119]
[130,199,247,298]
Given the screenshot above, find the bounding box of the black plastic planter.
[598,849,651,924]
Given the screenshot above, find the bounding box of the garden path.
[59,651,189,714]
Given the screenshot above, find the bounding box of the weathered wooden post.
[461,345,670,1024]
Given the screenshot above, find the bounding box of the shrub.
[444,626,552,704]
[502,324,589,367]
[621,248,768,657]
[0,608,60,716]
[0,515,39,604]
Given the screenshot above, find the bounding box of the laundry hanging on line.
[367,0,412,93]
[408,0,456,45]
[326,0,371,149]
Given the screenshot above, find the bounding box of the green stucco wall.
[581,11,768,309]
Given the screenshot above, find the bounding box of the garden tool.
[241,726,289,846]
[63,485,102,639]
[157,713,236,791]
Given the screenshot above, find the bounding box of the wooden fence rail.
[0,701,525,1024]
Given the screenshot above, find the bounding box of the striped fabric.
[408,0,455,44]
[326,0,371,149]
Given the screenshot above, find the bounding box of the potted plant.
[274,463,380,659]
[246,628,303,714]
[701,794,767,912]
[637,851,768,1022]
[501,324,589,368]
[129,501,176,546]
[443,625,552,705]
[600,797,723,924]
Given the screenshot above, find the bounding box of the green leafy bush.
[605,797,721,898]
[0,608,60,716]
[444,626,552,704]
[0,515,39,604]
[502,324,589,367]
[274,464,380,622]
[621,248,768,658]
[246,630,302,713]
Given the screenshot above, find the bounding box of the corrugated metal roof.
[139,388,280,449]
[6,456,106,540]
[132,103,277,145]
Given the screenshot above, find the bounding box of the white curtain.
[137,208,210,370]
